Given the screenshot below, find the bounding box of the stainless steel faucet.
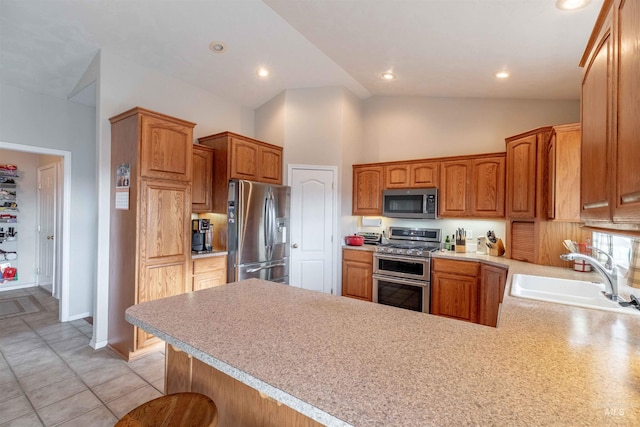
[560,252,620,302]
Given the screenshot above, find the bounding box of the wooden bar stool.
[115,392,218,427]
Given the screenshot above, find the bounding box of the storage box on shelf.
[0,165,19,284]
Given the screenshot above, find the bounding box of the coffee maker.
[192,219,212,252]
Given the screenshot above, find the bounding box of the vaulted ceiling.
[0,0,603,109]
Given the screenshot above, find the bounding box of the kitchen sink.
[510,274,640,315]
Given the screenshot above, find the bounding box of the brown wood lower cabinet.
[341,248,373,301]
[192,255,227,291]
[431,258,507,327]
[166,344,323,427]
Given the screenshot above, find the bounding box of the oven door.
[373,274,430,313]
[373,253,430,281]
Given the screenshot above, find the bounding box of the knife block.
[489,239,505,256]
[455,241,466,253]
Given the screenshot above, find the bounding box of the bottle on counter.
[450,234,456,251]
[444,235,450,250]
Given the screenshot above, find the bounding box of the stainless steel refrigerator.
[227,179,290,284]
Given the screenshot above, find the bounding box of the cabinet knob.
[292,243,299,248]
[47,235,54,240]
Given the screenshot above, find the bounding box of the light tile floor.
[0,287,165,426]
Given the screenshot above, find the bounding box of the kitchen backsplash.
[356,216,506,248]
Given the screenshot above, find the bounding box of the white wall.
[279,87,345,177]
[0,84,96,318]
[340,88,364,234]
[362,96,580,163]
[0,150,38,289]
[254,91,285,147]
[93,49,258,348]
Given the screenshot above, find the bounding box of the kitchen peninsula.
[126,264,640,427]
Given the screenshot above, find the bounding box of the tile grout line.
[2,288,166,425]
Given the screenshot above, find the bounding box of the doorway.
[288,165,338,294]
[0,141,71,321]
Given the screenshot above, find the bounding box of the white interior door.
[289,166,337,294]
[37,164,56,294]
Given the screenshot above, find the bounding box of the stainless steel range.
[373,227,441,313]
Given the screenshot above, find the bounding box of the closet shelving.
[0,164,19,284]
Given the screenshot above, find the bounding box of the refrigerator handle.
[264,190,275,258]
[245,262,287,273]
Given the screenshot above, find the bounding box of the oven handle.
[373,253,431,264]
[372,274,430,288]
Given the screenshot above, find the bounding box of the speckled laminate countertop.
[126,260,640,426]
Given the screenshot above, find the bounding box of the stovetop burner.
[375,227,442,257]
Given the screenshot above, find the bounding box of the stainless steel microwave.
[382,188,438,219]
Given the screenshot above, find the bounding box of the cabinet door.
[549,125,582,222]
[137,262,188,348]
[581,12,612,222]
[192,256,227,291]
[192,145,213,213]
[506,135,537,219]
[384,164,410,188]
[410,161,439,188]
[230,138,259,181]
[139,180,190,261]
[431,271,478,323]
[439,160,469,217]
[193,270,226,291]
[342,249,373,301]
[478,264,507,327]
[258,145,283,184]
[613,0,640,222]
[140,114,193,182]
[469,156,505,218]
[352,166,383,215]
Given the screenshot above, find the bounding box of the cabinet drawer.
[432,258,479,276]
[342,248,373,263]
[193,256,226,274]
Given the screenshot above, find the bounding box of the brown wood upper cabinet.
[547,123,581,222]
[353,165,384,215]
[138,113,193,182]
[384,161,439,188]
[580,0,640,230]
[198,132,283,213]
[439,154,505,218]
[192,144,214,213]
[504,125,589,267]
[108,107,194,360]
[354,154,503,219]
[505,131,546,219]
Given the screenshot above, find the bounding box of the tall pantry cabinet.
[108,107,195,361]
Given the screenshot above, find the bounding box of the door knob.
[292,243,299,248]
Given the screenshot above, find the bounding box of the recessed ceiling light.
[496,71,510,79]
[381,72,396,80]
[556,0,591,11]
[257,67,269,78]
[209,42,225,53]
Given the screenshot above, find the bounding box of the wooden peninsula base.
[165,344,323,427]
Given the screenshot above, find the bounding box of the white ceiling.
[0,0,603,109]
